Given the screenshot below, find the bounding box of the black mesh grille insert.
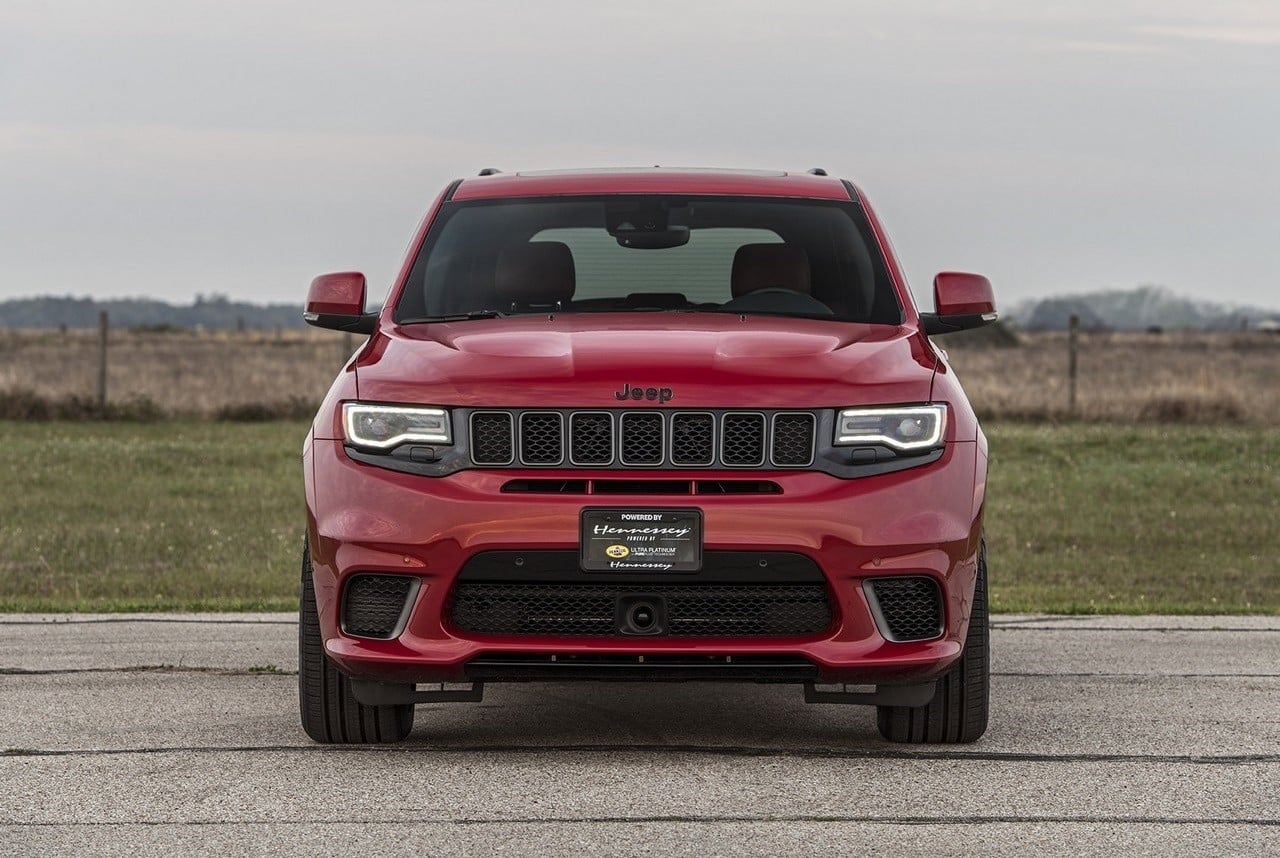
[771,413,816,466]
[620,413,664,465]
[470,412,514,465]
[671,413,714,465]
[449,583,832,637]
[868,576,944,641]
[721,413,766,466]
[520,412,564,465]
[570,413,614,465]
[342,574,415,639]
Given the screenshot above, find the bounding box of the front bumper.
[305,437,985,685]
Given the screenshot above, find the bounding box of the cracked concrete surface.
[1,613,1278,856]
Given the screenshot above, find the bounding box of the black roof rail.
[477,167,503,176]
[806,167,828,176]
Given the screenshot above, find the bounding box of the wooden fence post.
[1067,314,1079,416]
[97,310,109,410]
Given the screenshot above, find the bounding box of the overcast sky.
[2,0,1278,310]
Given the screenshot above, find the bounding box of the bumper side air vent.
[864,576,944,642]
[341,574,419,639]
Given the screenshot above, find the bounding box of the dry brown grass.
[938,329,1280,425]
[1,326,1277,423]
[0,327,350,419]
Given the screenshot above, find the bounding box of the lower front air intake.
[341,574,419,639]
[449,583,832,638]
[864,576,944,642]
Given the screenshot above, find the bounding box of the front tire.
[876,540,990,743]
[298,542,414,743]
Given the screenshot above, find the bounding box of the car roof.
[451,167,855,201]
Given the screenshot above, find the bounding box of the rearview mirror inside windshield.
[614,224,690,249]
[607,200,692,249]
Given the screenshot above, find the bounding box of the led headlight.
[835,405,946,451]
[342,403,452,450]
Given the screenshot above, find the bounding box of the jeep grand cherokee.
[300,167,996,744]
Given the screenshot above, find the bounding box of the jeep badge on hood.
[614,383,673,403]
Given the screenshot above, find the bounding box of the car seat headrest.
[495,242,576,306]
[731,243,811,297]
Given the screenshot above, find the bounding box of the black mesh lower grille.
[449,583,832,637]
[342,574,416,639]
[867,576,943,641]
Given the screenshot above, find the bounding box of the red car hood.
[355,313,937,408]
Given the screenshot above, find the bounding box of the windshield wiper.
[398,310,508,324]
[719,309,838,321]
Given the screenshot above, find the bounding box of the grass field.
[984,424,1277,613]
[0,420,1275,614]
[0,422,303,611]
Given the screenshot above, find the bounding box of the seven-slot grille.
[469,410,816,469]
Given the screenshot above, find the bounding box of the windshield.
[394,196,903,324]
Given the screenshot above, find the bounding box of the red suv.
[300,168,996,744]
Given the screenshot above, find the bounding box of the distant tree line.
[1006,285,1277,332]
[0,294,309,330]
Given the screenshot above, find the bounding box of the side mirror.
[303,272,377,334]
[919,271,998,335]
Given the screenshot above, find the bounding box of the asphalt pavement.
[2,612,1277,856]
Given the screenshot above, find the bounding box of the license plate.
[580,508,703,573]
